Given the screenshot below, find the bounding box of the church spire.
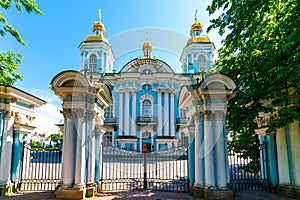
[142,33,153,58]
[190,9,203,37]
[93,9,106,36]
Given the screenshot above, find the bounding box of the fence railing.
[20,143,62,191]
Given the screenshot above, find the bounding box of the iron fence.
[228,143,269,191]
[101,147,189,192]
[20,143,62,191]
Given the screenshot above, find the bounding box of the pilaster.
[164,92,169,136]
[118,92,124,136]
[131,91,137,137]
[157,92,162,136]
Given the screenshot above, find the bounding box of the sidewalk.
[0,190,296,200]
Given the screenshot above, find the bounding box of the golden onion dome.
[83,34,108,43]
[142,41,153,51]
[190,18,203,36]
[93,21,106,34]
[186,35,211,46]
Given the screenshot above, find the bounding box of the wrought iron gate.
[101,147,189,192]
[228,143,269,191]
[20,143,62,191]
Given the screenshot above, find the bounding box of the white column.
[87,111,96,184]
[74,110,86,186]
[0,111,14,184]
[276,127,290,185]
[289,121,300,185]
[215,111,227,188]
[157,92,162,136]
[118,92,123,136]
[131,91,136,137]
[124,91,130,136]
[204,111,215,187]
[164,92,169,136]
[61,109,74,187]
[170,93,175,136]
[193,114,203,186]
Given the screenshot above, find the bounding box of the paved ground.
[0,190,296,200]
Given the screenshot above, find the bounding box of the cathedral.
[78,12,215,152]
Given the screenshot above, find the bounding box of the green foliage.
[0,0,43,85]
[207,0,300,166]
[48,133,63,142]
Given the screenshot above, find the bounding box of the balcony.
[104,117,117,130]
[136,117,157,125]
[176,118,187,131]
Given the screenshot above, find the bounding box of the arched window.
[89,54,97,72]
[142,100,152,117]
[142,84,152,91]
[198,55,206,70]
[104,104,113,118]
[142,69,152,74]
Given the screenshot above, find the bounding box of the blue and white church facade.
[78,13,216,152]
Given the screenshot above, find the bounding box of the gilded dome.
[93,21,106,34]
[83,34,108,43]
[189,18,203,36]
[186,35,211,46]
[142,41,153,51]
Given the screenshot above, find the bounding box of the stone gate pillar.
[0,85,45,196]
[50,71,112,199]
[178,73,236,199]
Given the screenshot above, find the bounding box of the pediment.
[120,58,174,73]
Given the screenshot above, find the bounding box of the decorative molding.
[203,110,213,120]
[61,109,73,118]
[73,108,86,118]
[4,110,14,119]
[214,111,226,121]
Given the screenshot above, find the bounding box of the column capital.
[61,109,73,118]
[4,110,14,119]
[213,111,226,121]
[87,110,97,120]
[203,110,213,120]
[73,108,86,119]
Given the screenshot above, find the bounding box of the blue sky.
[0,0,224,134]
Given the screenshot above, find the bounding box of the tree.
[0,0,43,85]
[48,133,63,143]
[207,0,300,168]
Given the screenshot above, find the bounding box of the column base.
[276,185,300,199]
[86,183,96,198]
[191,186,234,200]
[56,187,86,199]
[0,182,15,196]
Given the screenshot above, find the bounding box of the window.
[89,54,97,72]
[180,109,186,119]
[103,132,112,147]
[104,104,113,118]
[142,100,152,117]
[180,133,188,148]
[142,131,151,139]
[142,84,152,91]
[193,31,201,37]
[198,55,206,70]
[142,69,152,74]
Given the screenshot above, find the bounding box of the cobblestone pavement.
[0,190,296,200]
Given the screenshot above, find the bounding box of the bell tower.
[79,10,115,76]
[180,10,215,73]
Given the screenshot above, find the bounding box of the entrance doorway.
[142,143,151,153]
